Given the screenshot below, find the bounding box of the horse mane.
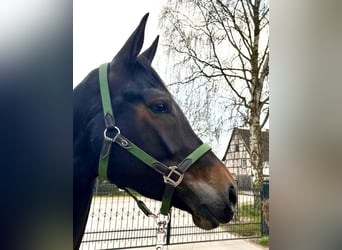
[73,68,102,140]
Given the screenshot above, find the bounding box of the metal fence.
[80,179,268,249]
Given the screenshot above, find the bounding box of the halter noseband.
[97,63,211,216]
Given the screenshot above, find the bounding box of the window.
[242,159,247,169]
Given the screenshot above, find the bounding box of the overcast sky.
[73,0,164,87]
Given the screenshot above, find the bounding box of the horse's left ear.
[138,35,159,65]
[111,13,149,65]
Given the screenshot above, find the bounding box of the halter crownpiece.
[97,61,211,218]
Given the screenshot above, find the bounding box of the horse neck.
[73,152,97,249]
[73,100,98,248]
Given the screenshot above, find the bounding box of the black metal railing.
[80,178,267,249]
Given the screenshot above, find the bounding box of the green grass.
[259,236,269,246]
[236,204,261,221]
[221,204,262,237]
[227,223,261,236]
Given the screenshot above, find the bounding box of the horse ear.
[112,13,149,65]
[138,35,159,65]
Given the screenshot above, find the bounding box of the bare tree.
[160,0,269,198]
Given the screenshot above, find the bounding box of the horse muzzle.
[195,183,237,229]
[176,177,238,230]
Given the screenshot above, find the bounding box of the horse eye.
[150,102,169,114]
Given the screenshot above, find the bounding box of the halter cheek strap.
[97,63,211,216]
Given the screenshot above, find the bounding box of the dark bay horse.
[73,13,237,249]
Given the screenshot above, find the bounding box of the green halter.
[97,63,211,215]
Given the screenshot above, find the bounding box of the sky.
[73,0,164,86]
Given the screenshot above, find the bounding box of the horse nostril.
[226,184,238,207]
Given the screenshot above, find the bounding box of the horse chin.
[172,188,235,230]
[192,213,219,230]
[172,199,220,230]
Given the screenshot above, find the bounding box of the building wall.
[224,133,253,190]
[223,129,269,189]
[224,133,252,175]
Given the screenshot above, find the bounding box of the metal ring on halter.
[103,126,121,142]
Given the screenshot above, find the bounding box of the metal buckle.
[116,135,130,148]
[163,166,184,187]
[155,212,170,225]
[103,126,120,142]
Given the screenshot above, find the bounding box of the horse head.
[74,13,237,235]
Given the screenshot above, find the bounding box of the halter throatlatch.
[97,63,211,249]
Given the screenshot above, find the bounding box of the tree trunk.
[249,0,264,209]
[249,111,263,208]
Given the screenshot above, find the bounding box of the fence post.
[166,213,171,245]
[261,179,269,236]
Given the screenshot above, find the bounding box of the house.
[222,128,269,190]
